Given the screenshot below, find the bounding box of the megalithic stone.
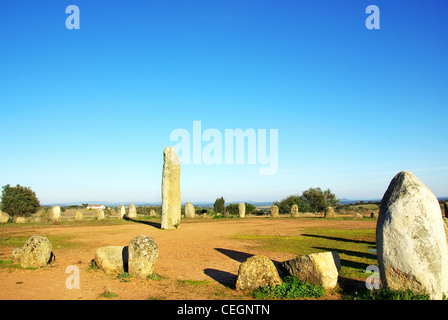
[271,205,279,218]
[239,203,246,218]
[185,202,195,219]
[127,203,137,219]
[161,147,181,229]
[291,204,299,217]
[119,205,126,219]
[376,171,448,299]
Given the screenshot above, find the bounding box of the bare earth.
[0,217,375,300]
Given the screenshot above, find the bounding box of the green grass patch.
[253,276,326,300]
[233,227,377,280]
[347,288,431,300]
[147,273,166,281]
[0,234,84,250]
[99,287,118,299]
[177,279,210,286]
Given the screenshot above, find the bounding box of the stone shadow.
[123,216,161,229]
[204,268,237,289]
[215,248,253,263]
[302,234,376,245]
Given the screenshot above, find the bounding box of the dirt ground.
[0,216,376,300]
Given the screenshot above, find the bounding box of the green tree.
[245,203,256,215]
[214,197,226,216]
[274,195,311,214]
[0,184,40,217]
[226,203,239,215]
[301,187,339,213]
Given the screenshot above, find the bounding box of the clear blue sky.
[0,1,447,204]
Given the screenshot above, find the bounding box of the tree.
[225,203,239,216]
[214,197,226,216]
[274,195,311,214]
[1,184,40,217]
[301,187,339,213]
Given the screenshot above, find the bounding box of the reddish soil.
[0,217,375,300]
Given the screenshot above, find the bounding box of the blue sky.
[0,1,447,204]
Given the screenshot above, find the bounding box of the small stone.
[281,251,340,289]
[94,246,127,274]
[12,236,53,269]
[235,255,282,291]
[324,207,335,218]
[128,235,158,278]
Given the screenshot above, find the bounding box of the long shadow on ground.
[204,268,237,289]
[123,217,161,229]
[302,234,376,245]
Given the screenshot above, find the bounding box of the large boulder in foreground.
[376,171,448,299]
[235,255,282,291]
[12,236,53,268]
[280,251,340,289]
[128,235,158,278]
[95,246,127,274]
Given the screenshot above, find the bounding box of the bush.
[253,276,326,299]
[0,184,40,217]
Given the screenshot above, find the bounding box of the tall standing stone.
[376,171,448,299]
[291,204,299,217]
[119,205,126,219]
[184,202,195,218]
[239,203,246,218]
[270,205,279,218]
[161,147,181,229]
[127,203,137,219]
[49,206,61,222]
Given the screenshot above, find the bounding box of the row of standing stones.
[6,146,448,299]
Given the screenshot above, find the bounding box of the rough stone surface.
[270,205,279,218]
[353,212,363,219]
[14,217,26,224]
[185,202,195,219]
[49,206,61,222]
[127,203,137,219]
[95,246,127,274]
[75,211,83,221]
[281,251,340,289]
[119,205,126,219]
[376,171,448,299]
[0,211,10,223]
[96,209,105,220]
[290,204,299,217]
[239,203,246,218]
[236,255,282,291]
[12,236,53,269]
[128,235,158,278]
[324,207,335,218]
[161,147,181,229]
